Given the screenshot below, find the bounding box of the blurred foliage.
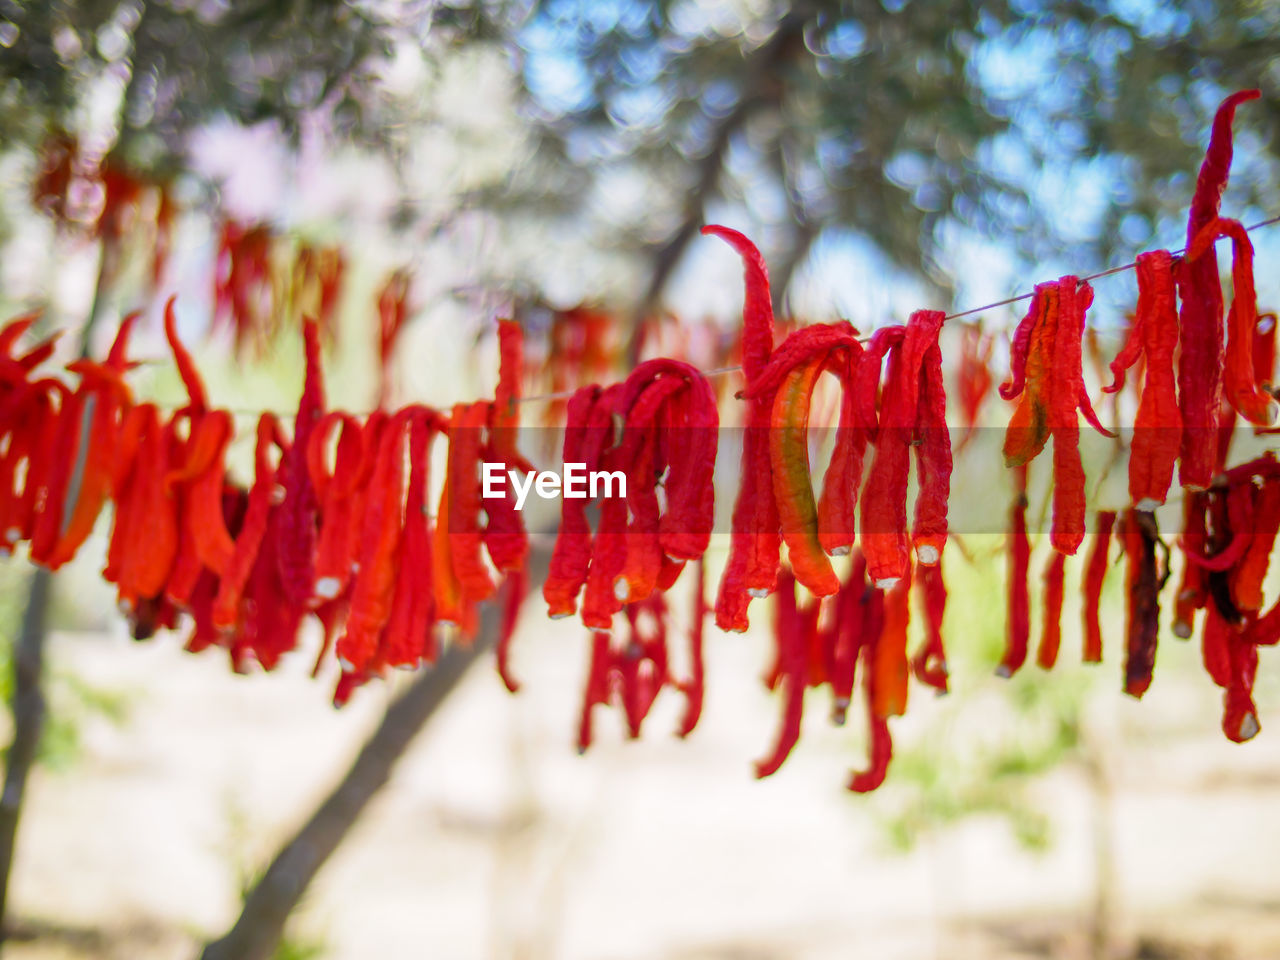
[511,0,1280,298]
[864,543,1095,855]
[2,0,1280,309]
[0,0,410,175]
[0,569,130,771]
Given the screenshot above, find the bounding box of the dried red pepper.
[862,310,945,587]
[999,465,1031,677]
[1121,508,1163,699]
[956,325,993,450]
[704,225,780,631]
[872,565,912,719]
[339,410,412,672]
[676,558,707,738]
[1231,478,1280,612]
[447,400,498,602]
[912,562,948,693]
[755,570,806,779]
[1081,510,1116,663]
[213,414,286,630]
[380,409,441,668]
[912,339,951,566]
[1177,89,1260,489]
[1186,217,1276,426]
[1037,552,1067,670]
[543,386,604,618]
[771,355,840,597]
[277,319,326,608]
[1105,251,1181,509]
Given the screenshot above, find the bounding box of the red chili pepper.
[118,409,182,612]
[856,326,905,433]
[376,268,412,406]
[816,348,869,558]
[339,410,412,672]
[999,465,1031,677]
[446,400,498,602]
[213,414,286,630]
[704,225,781,631]
[956,325,994,450]
[676,558,707,738]
[850,602,893,793]
[1037,551,1067,670]
[657,366,719,562]
[1173,492,1210,638]
[872,564,912,718]
[494,566,528,693]
[543,386,604,618]
[433,473,466,628]
[828,550,874,723]
[1222,620,1260,743]
[1186,217,1276,426]
[614,376,687,605]
[755,569,806,779]
[1231,478,1280,612]
[912,339,951,566]
[1254,313,1277,392]
[577,630,613,753]
[1121,509,1162,699]
[1201,602,1233,688]
[862,310,945,587]
[912,561,948,693]
[1081,510,1116,663]
[481,439,529,574]
[47,314,139,568]
[1005,277,1109,555]
[28,385,86,566]
[1177,89,1260,489]
[490,318,535,475]
[179,410,237,575]
[277,318,326,608]
[580,421,631,630]
[380,409,441,669]
[1104,251,1181,509]
[771,355,840,597]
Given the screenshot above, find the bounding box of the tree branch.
[198,617,498,960]
[626,6,812,363]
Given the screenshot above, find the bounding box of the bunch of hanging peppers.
[7,86,1280,797]
[0,302,531,706]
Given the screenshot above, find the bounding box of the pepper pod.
[1185,217,1278,427]
[1081,510,1117,662]
[1176,89,1260,490]
[380,408,444,669]
[1120,508,1165,699]
[998,464,1032,678]
[955,325,993,452]
[1104,250,1181,510]
[1002,278,1113,555]
[703,225,781,632]
[276,318,327,609]
[860,309,946,587]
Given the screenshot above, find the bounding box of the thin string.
[150,213,1280,418]
[509,212,1280,406]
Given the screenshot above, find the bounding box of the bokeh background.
[3,1,1280,958]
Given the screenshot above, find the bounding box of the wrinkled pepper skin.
[1177,89,1259,489]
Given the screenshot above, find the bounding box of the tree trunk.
[625,6,812,364]
[199,620,496,960]
[0,570,52,943]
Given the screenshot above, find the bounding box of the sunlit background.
[2,1,1280,958]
